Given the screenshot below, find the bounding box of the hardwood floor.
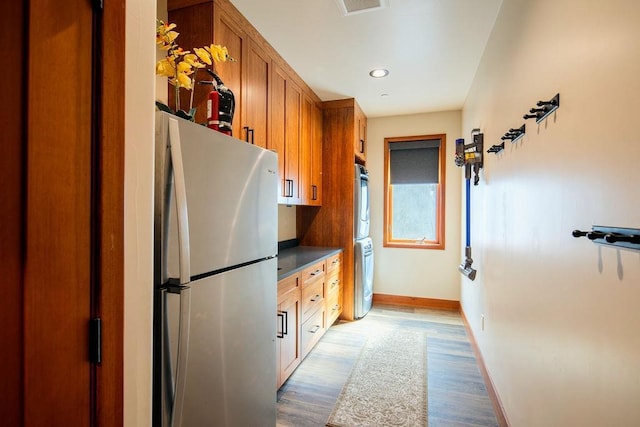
[277,303,499,427]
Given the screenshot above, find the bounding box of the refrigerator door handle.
[168,118,191,285]
[277,312,285,338]
[169,286,192,427]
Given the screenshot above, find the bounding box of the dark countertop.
[277,246,342,281]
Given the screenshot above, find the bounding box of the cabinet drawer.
[278,273,300,300]
[301,307,324,357]
[326,252,342,274]
[301,260,325,286]
[301,278,324,321]
[326,271,341,296]
[325,287,342,327]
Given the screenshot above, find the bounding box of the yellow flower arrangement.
[155,20,231,118]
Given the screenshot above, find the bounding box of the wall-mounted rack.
[487,124,525,155]
[501,124,526,143]
[487,141,505,154]
[523,93,560,123]
[572,225,640,251]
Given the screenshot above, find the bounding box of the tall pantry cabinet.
[298,98,367,321]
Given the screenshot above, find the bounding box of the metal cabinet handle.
[243,126,255,144]
[285,179,294,197]
[311,184,317,201]
[309,325,320,334]
[309,269,322,276]
[359,139,365,154]
[310,294,321,302]
[283,311,288,335]
[330,279,340,289]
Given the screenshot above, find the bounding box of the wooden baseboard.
[372,293,460,311]
[460,309,510,427]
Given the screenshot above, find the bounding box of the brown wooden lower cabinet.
[276,250,342,389]
[276,274,301,389]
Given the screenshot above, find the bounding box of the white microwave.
[354,164,370,239]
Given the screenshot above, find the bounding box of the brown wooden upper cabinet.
[300,94,323,206]
[310,101,323,205]
[243,41,270,148]
[355,102,367,163]
[271,64,301,204]
[214,6,270,147]
[168,0,323,205]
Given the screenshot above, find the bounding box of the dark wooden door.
[1,0,124,425]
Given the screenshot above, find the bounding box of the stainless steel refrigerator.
[153,111,278,426]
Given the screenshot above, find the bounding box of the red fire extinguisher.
[203,70,235,136]
[205,81,221,132]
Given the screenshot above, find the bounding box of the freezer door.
[156,112,278,280]
[160,258,277,426]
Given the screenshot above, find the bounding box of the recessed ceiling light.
[369,68,389,78]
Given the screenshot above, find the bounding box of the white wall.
[124,0,157,425]
[368,111,462,301]
[462,0,640,425]
[278,205,297,241]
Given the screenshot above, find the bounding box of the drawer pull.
[310,294,321,302]
[309,269,323,276]
[330,279,340,289]
[309,325,320,334]
[331,259,340,265]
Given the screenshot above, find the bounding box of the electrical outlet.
[481,314,485,331]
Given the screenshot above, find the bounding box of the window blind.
[389,139,440,184]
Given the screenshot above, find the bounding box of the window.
[384,134,446,249]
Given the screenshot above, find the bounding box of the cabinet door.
[284,78,302,203]
[272,64,301,204]
[299,96,322,206]
[270,65,286,202]
[355,111,366,162]
[243,39,270,148]
[214,7,245,139]
[310,102,323,205]
[168,2,215,124]
[277,291,300,388]
[299,94,313,205]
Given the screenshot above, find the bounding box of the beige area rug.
[326,329,428,427]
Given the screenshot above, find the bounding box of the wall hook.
[523,93,560,123]
[573,225,640,251]
[487,142,504,154]
[500,124,526,143]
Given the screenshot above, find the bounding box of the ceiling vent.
[334,0,389,16]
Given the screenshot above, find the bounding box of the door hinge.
[90,318,102,364]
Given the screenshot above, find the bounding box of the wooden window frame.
[383,134,446,250]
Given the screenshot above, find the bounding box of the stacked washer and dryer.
[354,164,374,319]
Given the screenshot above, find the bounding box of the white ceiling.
[229,0,503,118]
